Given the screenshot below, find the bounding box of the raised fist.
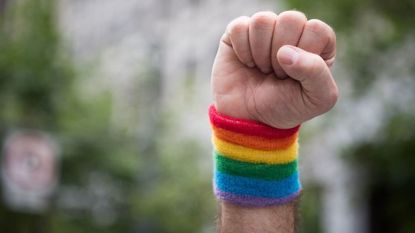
[211,11,338,129]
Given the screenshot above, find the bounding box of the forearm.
[218,201,297,233]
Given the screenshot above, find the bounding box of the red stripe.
[209,105,300,139]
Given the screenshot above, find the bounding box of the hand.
[211,11,338,129]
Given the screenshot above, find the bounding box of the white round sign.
[2,130,59,213]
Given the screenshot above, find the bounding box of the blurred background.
[0,0,414,232]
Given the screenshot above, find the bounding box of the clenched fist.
[211,11,338,129]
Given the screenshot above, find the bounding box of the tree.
[0,1,215,232]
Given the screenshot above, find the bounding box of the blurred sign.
[1,130,59,213]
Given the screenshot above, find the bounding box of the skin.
[211,11,338,232]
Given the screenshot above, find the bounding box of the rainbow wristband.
[209,105,301,207]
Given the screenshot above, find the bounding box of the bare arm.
[218,202,297,233]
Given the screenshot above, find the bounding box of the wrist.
[213,101,302,129]
[213,102,256,123]
[209,105,302,207]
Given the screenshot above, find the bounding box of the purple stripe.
[214,187,302,207]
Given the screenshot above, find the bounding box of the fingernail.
[247,62,255,68]
[278,46,298,65]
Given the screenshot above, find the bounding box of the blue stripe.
[214,170,301,198]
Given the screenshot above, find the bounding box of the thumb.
[277,45,339,112]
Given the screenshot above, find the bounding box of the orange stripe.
[212,125,298,151]
[212,136,298,164]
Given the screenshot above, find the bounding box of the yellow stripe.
[212,135,298,164]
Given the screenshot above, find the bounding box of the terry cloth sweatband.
[209,105,301,207]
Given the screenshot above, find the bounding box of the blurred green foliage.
[350,114,415,233]
[0,0,70,129]
[288,0,415,94]
[286,0,415,232]
[288,0,415,33]
[298,185,323,233]
[0,0,214,232]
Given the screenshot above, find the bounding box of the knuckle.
[305,20,336,50]
[278,10,307,24]
[307,20,337,61]
[305,19,327,35]
[251,11,276,29]
[220,32,231,46]
[228,16,249,35]
[325,23,336,39]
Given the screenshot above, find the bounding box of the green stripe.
[214,151,298,181]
